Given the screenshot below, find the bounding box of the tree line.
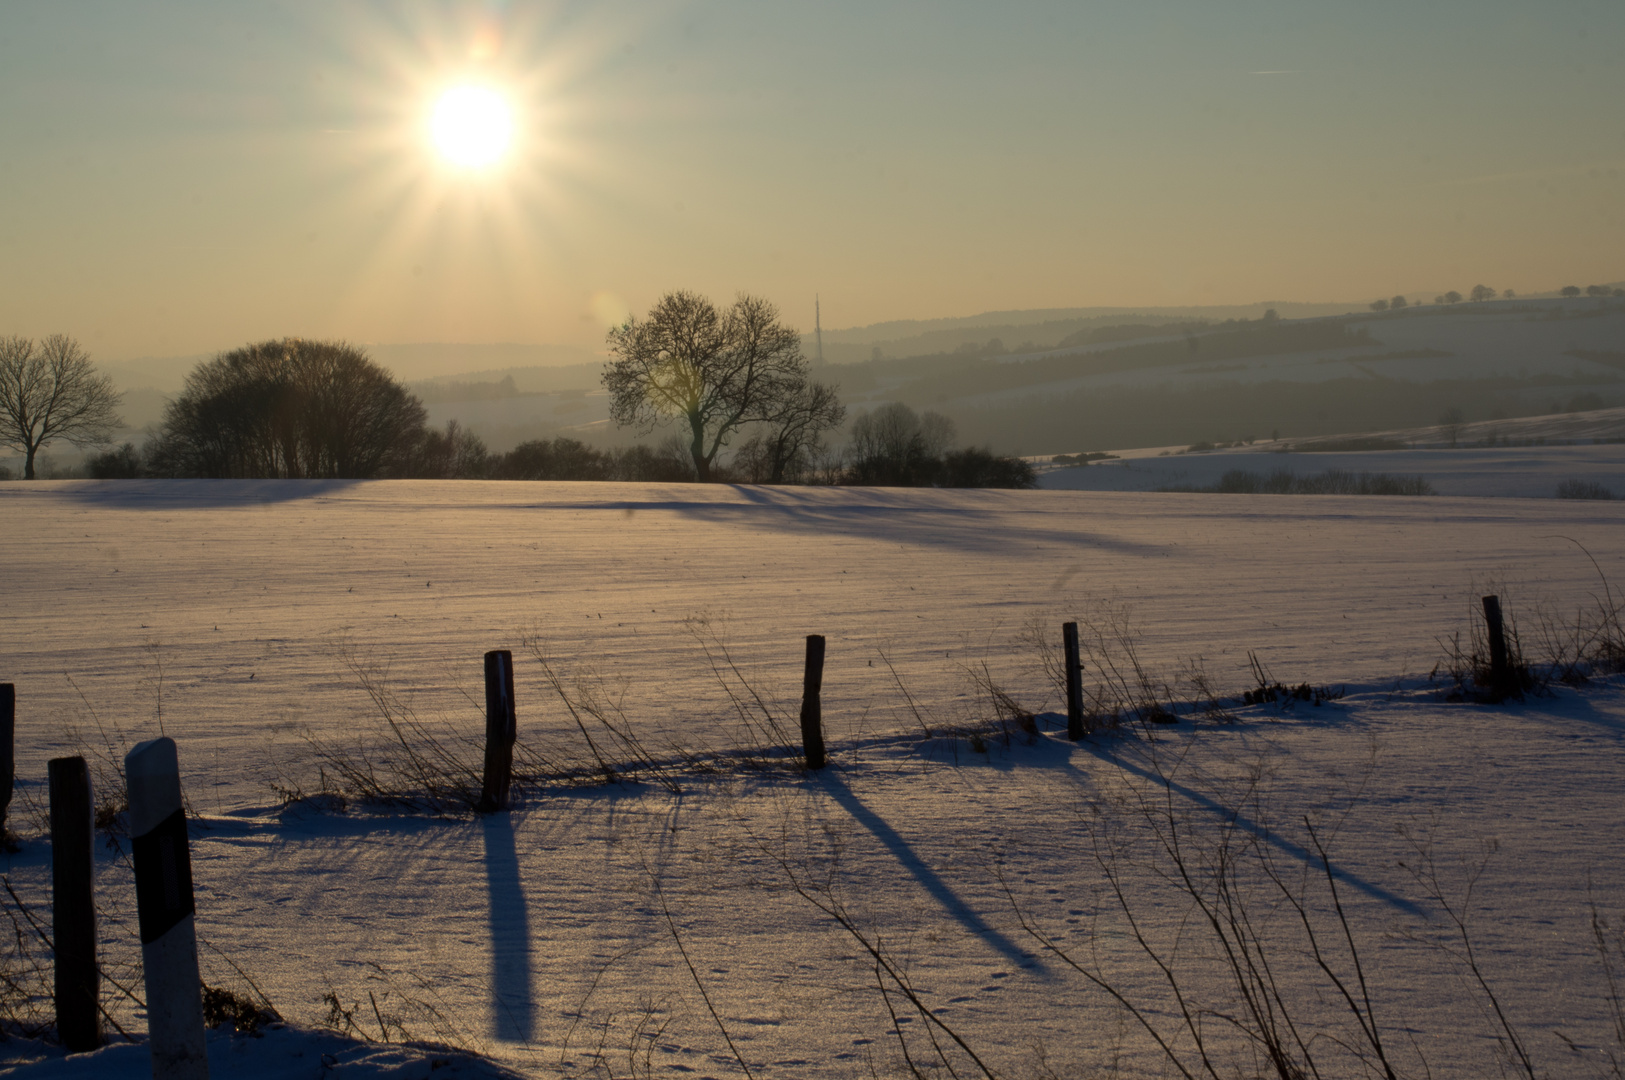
[4,293,1034,488]
[1370,283,1623,310]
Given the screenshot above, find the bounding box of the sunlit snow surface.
[1,480,1623,1078]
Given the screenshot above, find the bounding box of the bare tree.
[740,381,846,484]
[1369,298,1390,312]
[0,334,123,479]
[845,402,957,486]
[1439,406,1466,448]
[1390,294,1408,309]
[603,291,814,482]
[1470,284,1496,302]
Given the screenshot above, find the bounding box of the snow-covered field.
[1040,442,1625,498]
[2,479,1623,1078]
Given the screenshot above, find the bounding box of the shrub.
[87,442,144,479]
[1556,479,1616,500]
[1176,469,1432,496]
[940,447,1037,489]
[497,436,609,481]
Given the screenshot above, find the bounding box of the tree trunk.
[688,412,710,482]
[23,444,37,480]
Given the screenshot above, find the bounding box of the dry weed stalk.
[993,743,1417,1080]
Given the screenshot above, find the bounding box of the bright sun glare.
[429,85,514,169]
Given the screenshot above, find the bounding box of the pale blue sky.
[1,1,1620,359]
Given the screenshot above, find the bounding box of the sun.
[429,85,514,169]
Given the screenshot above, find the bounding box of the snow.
[1,1024,525,1079]
[2,479,1624,1077]
[1039,442,1625,497]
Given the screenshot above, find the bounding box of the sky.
[0,0,1620,362]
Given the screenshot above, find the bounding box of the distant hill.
[803,301,1376,364]
[823,297,1625,455]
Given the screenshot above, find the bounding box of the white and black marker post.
[126,737,209,1080]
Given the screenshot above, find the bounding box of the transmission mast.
[815,295,824,365]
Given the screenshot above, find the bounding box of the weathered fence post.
[1,684,13,839]
[1063,622,1084,741]
[479,649,517,813]
[1482,595,1514,698]
[800,635,827,770]
[125,737,209,1080]
[48,756,100,1053]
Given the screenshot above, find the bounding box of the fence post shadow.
[482,811,535,1042]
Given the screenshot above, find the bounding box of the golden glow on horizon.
[429,85,515,169]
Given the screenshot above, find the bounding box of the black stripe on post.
[48,756,101,1053]
[131,808,196,946]
[479,649,517,813]
[800,635,827,770]
[1,684,13,838]
[1063,622,1084,741]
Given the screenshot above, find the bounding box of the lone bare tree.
[0,334,123,479]
[603,291,830,481]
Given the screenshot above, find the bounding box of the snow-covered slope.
[1,481,1622,1078]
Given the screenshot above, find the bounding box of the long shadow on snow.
[50,478,366,509]
[1076,738,1426,918]
[907,725,1425,918]
[519,484,1173,559]
[483,811,536,1043]
[817,773,1045,971]
[721,484,1172,558]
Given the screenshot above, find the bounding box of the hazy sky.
[1,0,1620,361]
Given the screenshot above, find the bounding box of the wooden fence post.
[1482,595,1514,698]
[1,684,13,839]
[1063,622,1084,741]
[800,635,827,770]
[479,649,517,813]
[48,756,100,1053]
[125,737,208,1080]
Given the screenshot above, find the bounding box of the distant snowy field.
[1039,443,1625,497]
[2,480,1623,1078]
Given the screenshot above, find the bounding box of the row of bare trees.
[6,290,1034,487]
[601,290,1033,487]
[1372,283,1622,311]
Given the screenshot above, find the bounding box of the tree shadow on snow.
[51,478,366,509]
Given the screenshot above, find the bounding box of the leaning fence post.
[1063,622,1084,741]
[800,635,827,770]
[48,756,101,1053]
[125,737,209,1080]
[1,684,13,839]
[479,649,517,813]
[1482,595,1514,698]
